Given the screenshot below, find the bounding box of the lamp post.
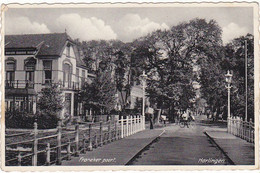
[140,71,147,129]
[225,70,233,119]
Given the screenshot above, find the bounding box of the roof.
[5,32,90,70]
[73,45,87,69]
[5,33,71,56]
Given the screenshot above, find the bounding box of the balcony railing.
[5,80,34,89]
[5,80,81,91]
[43,80,80,90]
[62,81,80,90]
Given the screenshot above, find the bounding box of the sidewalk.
[205,130,255,165]
[62,129,164,165]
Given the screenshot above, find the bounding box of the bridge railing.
[227,116,254,143]
[5,115,145,166]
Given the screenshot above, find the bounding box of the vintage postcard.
[1,2,259,171]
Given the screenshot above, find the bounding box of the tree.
[80,69,117,116]
[185,18,225,117]
[37,84,64,128]
[114,50,132,114]
[223,34,254,120]
[80,39,133,115]
[131,19,223,122]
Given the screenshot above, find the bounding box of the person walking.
[182,111,189,128]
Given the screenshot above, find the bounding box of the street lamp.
[225,70,233,119]
[140,71,147,129]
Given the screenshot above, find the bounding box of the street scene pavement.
[130,117,230,165]
[62,115,254,166]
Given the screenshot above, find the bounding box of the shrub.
[37,83,64,129]
[5,111,35,129]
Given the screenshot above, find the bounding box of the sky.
[4,7,253,44]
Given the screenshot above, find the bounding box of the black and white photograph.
[1,3,259,170]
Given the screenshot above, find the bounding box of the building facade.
[4,33,94,119]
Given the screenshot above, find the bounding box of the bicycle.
[179,119,196,128]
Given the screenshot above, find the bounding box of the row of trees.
[75,18,254,122]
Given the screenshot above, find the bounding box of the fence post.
[126,116,129,137]
[132,116,134,134]
[100,121,103,146]
[140,115,143,130]
[227,117,230,133]
[228,117,230,133]
[82,134,86,153]
[17,151,22,166]
[56,121,62,165]
[32,122,38,166]
[143,115,145,130]
[108,120,112,142]
[140,115,142,131]
[129,116,132,135]
[88,123,93,151]
[139,115,141,132]
[249,118,252,143]
[115,120,118,140]
[121,118,124,138]
[137,115,139,132]
[132,116,134,133]
[235,117,238,136]
[136,115,138,132]
[75,121,80,156]
[46,143,50,165]
[234,117,236,136]
[231,117,233,135]
[67,139,71,160]
[237,117,240,137]
[94,133,98,148]
[242,119,245,139]
[136,116,139,132]
[240,117,243,138]
[233,117,236,135]
[238,117,240,136]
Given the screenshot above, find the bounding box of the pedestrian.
[182,111,189,128]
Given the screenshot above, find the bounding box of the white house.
[4,33,94,118]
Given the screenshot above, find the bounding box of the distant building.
[4,33,94,118]
[129,85,143,109]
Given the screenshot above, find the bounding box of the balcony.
[5,80,81,92]
[42,80,80,91]
[62,81,80,91]
[5,80,34,89]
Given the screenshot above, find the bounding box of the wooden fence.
[227,116,254,143]
[5,115,145,166]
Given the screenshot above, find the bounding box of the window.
[43,60,52,84]
[63,63,72,88]
[5,58,16,87]
[6,71,15,81]
[66,45,70,57]
[26,71,34,86]
[65,93,72,115]
[15,97,25,112]
[25,61,35,71]
[27,96,34,113]
[82,70,85,84]
[76,68,79,83]
[24,58,36,88]
[6,62,16,71]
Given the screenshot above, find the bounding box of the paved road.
[129,120,232,165]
